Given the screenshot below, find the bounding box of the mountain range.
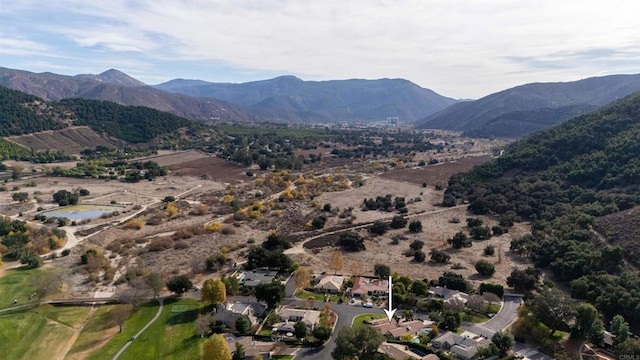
[153,75,458,123]
[417,74,640,137]
[0,67,456,125]
[0,67,262,124]
[3,66,640,138]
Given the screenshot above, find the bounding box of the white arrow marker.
[383,275,397,322]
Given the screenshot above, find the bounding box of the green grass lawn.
[0,304,90,360]
[0,267,41,309]
[352,313,386,327]
[89,298,205,360]
[65,305,119,359]
[295,289,341,302]
[272,355,294,360]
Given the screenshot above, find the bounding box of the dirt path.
[54,305,97,360]
[112,298,164,360]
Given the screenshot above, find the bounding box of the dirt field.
[379,155,493,186]
[286,173,531,289]
[6,126,120,154]
[126,150,249,183]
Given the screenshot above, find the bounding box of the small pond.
[42,204,122,220]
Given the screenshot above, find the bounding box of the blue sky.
[1,0,639,99]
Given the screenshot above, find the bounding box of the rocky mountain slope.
[417,74,640,138]
[154,75,458,123]
[0,67,261,124]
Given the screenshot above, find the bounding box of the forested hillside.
[445,93,640,327]
[60,98,195,143]
[0,86,203,161]
[0,87,64,136]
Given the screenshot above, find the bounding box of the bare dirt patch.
[6,126,119,154]
[379,156,493,186]
[167,155,248,183]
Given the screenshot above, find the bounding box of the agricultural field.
[6,126,120,154]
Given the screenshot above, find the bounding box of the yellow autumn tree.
[202,334,231,360]
[329,250,344,275]
[294,267,313,290]
[201,279,226,307]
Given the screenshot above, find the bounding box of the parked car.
[363,302,373,308]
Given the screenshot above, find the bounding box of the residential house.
[429,286,470,309]
[370,318,433,338]
[431,331,490,360]
[351,277,389,298]
[276,307,321,332]
[378,342,439,360]
[314,275,344,293]
[240,270,278,288]
[225,334,274,360]
[213,302,266,330]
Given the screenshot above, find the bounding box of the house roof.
[352,277,389,294]
[225,335,273,358]
[225,302,266,316]
[279,307,321,326]
[378,342,440,360]
[315,275,344,291]
[451,344,478,359]
[372,320,429,338]
[242,270,277,287]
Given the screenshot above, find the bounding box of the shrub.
[430,249,450,263]
[414,250,426,263]
[124,219,144,230]
[311,216,327,230]
[369,220,389,235]
[190,204,209,215]
[61,249,71,256]
[466,218,483,227]
[449,217,460,224]
[492,225,508,236]
[165,202,179,216]
[148,238,173,252]
[475,260,496,276]
[410,240,424,251]
[146,215,163,225]
[408,220,422,233]
[390,215,408,229]
[479,283,504,298]
[205,222,222,232]
[173,227,193,240]
[484,245,495,256]
[220,226,236,235]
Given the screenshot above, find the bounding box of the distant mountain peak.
[74,69,145,88]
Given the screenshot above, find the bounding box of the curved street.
[461,294,522,338]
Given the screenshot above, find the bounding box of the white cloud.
[0,35,50,56]
[2,0,640,98]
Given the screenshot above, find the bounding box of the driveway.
[462,294,522,338]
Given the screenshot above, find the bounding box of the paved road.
[461,295,522,338]
[112,298,164,360]
[291,301,382,360]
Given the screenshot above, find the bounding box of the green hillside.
[0,86,64,136]
[445,92,640,326]
[60,98,194,143]
[1,86,198,144]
